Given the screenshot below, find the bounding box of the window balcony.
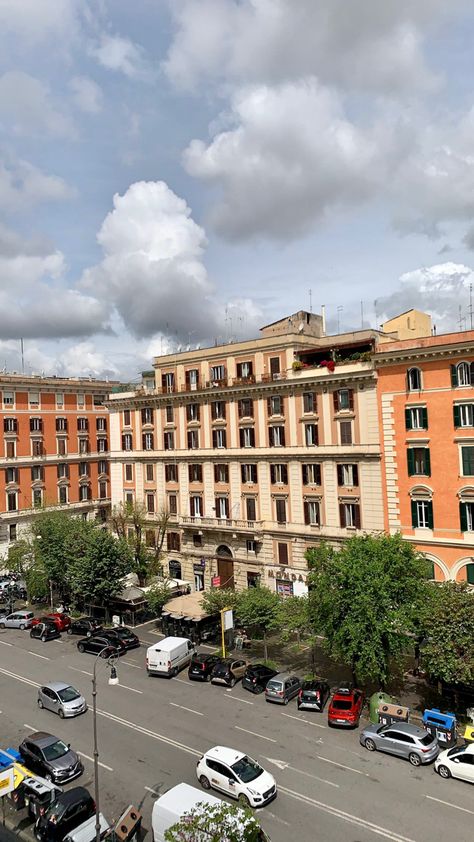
[180,515,263,532]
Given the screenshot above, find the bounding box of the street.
[0,625,472,842]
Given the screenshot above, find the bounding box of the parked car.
[76,634,123,657]
[34,787,95,841]
[242,664,278,695]
[30,622,61,643]
[31,613,71,632]
[147,637,196,677]
[360,722,439,766]
[211,658,248,688]
[196,746,277,808]
[37,683,87,719]
[66,617,102,637]
[188,653,222,681]
[297,679,331,712]
[435,743,474,783]
[328,683,365,727]
[0,609,34,629]
[102,626,139,650]
[19,732,83,784]
[265,672,302,705]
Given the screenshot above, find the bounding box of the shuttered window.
[411,500,433,529]
[275,499,287,523]
[407,447,430,476]
[405,407,428,430]
[461,446,474,476]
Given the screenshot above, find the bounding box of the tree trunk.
[263,631,268,662]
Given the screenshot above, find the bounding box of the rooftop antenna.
[20,338,24,374]
[337,306,343,334]
[469,283,473,330]
[458,305,465,331]
[360,301,364,330]
[374,299,378,330]
[309,289,312,313]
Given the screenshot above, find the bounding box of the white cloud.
[0,71,75,138]
[90,34,152,80]
[69,76,103,114]
[0,157,75,212]
[0,0,80,46]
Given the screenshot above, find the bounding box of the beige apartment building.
[107,311,385,594]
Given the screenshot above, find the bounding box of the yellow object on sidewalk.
[463,724,474,741]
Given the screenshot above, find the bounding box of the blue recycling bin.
[422,708,457,747]
[0,747,21,769]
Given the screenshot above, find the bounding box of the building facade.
[108,312,385,594]
[0,374,117,558]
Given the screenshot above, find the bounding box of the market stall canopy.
[163,591,210,620]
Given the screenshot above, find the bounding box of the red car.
[31,613,71,632]
[328,683,365,728]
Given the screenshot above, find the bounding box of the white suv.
[196,746,277,807]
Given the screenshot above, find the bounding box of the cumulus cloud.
[90,34,153,80]
[0,156,75,213]
[69,76,103,114]
[0,0,80,46]
[0,71,75,138]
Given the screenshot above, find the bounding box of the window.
[335,389,351,411]
[122,433,133,451]
[57,438,66,456]
[304,500,320,525]
[141,407,153,425]
[6,441,15,458]
[77,417,88,432]
[236,361,253,379]
[29,391,39,408]
[79,485,90,502]
[267,395,283,416]
[57,464,69,479]
[246,497,256,521]
[305,423,318,446]
[405,406,428,430]
[453,361,474,387]
[168,493,177,515]
[29,417,42,433]
[167,531,181,551]
[146,493,155,513]
[96,417,107,432]
[93,394,104,407]
[303,392,316,413]
[340,502,361,528]
[56,417,67,432]
[58,486,68,505]
[339,421,352,445]
[211,401,226,420]
[454,403,474,428]
[3,391,14,407]
[269,425,285,446]
[79,462,89,477]
[246,540,257,554]
[32,440,44,457]
[97,438,107,452]
[123,409,131,426]
[467,563,474,585]
[186,403,200,422]
[460,501,474,532]
[212,429,226,449]
[77,393,85,409]
[169,559,182,578]
[411,500,433,529]
[302,463,321,485]
[164,431,174,450]
[241,463,257,484]
[277,542,289,564]
[407,368,422,391]
[407,447,431,476]
[185,368,199,390]
[165,405,174,423]
[145,463,154,482]
[187,429,199,449]
[337,464,359,486]
[190,495,203,517]
[165,463,178,482]
[5,467,18,483]
[275,498,287,523]
[78,438,89,454]
[55,392,64,409]
[7,491,17,511]
[193,533,203,547]
[33,488,43,507]
[98,460,107,475]
[240,427,255,448]
[31,465,43,481]
[215,496,229,519]
[238,399,253,418]
[124,491,134,505]
[270,463,288,484]
[189,464,203,482]
[214,463,229,483]
[9,524,17,541]
[4,417,17,433]
[142,432,154,450]
[461,445,474,476]
[124,464,133,482]
[210,365,225,382]
[146,530,156,547]
[162,372,175,393]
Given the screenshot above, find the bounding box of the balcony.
[180,515,263,532]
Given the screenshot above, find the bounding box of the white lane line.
[96,708,202,758]
[78,752,113,772]
[144,786,160,796]
[122,661,142,669]
[281,711,325,729]
[224,695,254,706]
[0,639,13,646]
[235,725,276,743]
[171,677,196,687]
[263,757,337,788]
[265,811,290,827]
[170,702,203,717]
[23,723,37,731]
[0,667,40,689]
[69,666,93,677]
[117,684,143,694]
[27,651,50,661]
[315,754,368,776]
[425,795,474,816]
[279,785,417,842]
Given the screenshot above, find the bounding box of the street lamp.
[92,649,119,842]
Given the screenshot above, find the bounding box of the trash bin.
[463,724,474,743]
[369,692,395,724]
[422,708,457,747]
[378,702,410,726]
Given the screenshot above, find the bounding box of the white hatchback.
[435,743,474,784]
[196,746,277,808]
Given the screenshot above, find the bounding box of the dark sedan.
[188,653,222,681]
[242,663,278,694]
[102,626,140,650]
[30,622,61,643]
[76,634,123,657]
[67,617,102,637]
[19,732,83,784]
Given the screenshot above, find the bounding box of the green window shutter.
[405,408,412,430]
[462,447,474,476]
[411,500,418,527]
[453,404,461,427]
[460,501,468,532]
[451,364,458,387]
[467,563,474,584]
[427,501,434,529]
[407,449,415,475]
[422,407,428,429]
[424,448,431,476]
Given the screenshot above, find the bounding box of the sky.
[3,0,474,381]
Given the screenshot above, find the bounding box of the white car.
[196,746,277,808]
[435,743,474,784]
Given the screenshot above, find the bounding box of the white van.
[146,636,195,677]
[63,813,110,842]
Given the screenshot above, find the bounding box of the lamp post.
[92,648,119,842]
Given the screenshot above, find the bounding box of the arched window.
[457,362,471,386]
[168,559,182,579]
[410,486,433,529]
[407,367,422,391]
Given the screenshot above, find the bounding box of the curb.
[3,811,35,841]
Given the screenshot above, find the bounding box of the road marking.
[23,723,37,731]
[170,702,203,716]
[281,711,326,729]
[78,752,113,772]
[144,786,160,796]
[315,753,368,776]
[263,757,338,788]
[279,785,417,842]
[69,666,93,677]
[27,651,50,661]
[0,639,13,646]
[122,661,142,669]
[425,795,474,816]
[96,708,202,757]
[117,684,143,694]
[0,667,40,689]
[265,811,290,827]
[235,726,276,743]
[224,695,254,705]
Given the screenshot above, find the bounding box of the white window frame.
[342,464,355,486]
[306,500,320,525]
[190,495,203,517]
[460,404,474,427]
[215,429,226,449]
[409,407,425,430]
[242,427,254,448]
[415,500,430,528]
[457,362,471,386]
[29,391,40,409]
[210,365,225,381]
[143,432,154,451]
[343,502,357,527]
[56,392,64,409]
[3,391,14,407]
[77,393,85,409]
[305,423,317,446]
[58,486,68,505]
[407,368,422,391]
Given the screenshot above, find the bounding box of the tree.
[279,595,309,643]
[306,534,432,687]
[110,502,170,586]
[31,510,78,597]
[67,527,132,605]
[6,539,33,577]
[164,801,264,842]
[146,581,173,616]
[237,586,282,661]
[420,582,474,686]
[201,587,240,616]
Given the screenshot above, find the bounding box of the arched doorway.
[216,545,234,590]
[168,559,182,580]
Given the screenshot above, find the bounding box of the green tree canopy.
[67,527,132,605]
[7,539,33,577]
[420,581,474,686]
[164,801,265,842]
[201,587,240,616]
[110,502,170,586]
[237,586,282,661]
[146,581,174,616]
[278,594,309,642]
[306,534,432,686]
[32,510,77,594]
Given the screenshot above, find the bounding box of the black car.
[35,787,95,841]
[102,626,140,650]
[30,622,61,643]
[242,663,278,694]
[76,634,124,657]
[297,679,331,712]
[188,653,222,681]
[19,732,83,785]
[66,617,102,637]
[210,657,248,687]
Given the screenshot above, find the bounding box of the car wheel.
[206,673,211,682]
[58,709,64,719]
[67,628,72,635]
[41,636,47,642]
[87,631,92,637]
[100,650,109,659]
[438,764,451,779]
[409,753,421,767]
[37,698,43,709]
[238,794,251,808]
[0,622,5,629]
[199,775,211,790]
[230,677,236,688]
[20,624,25,630]
[364,738,376,752]
[283,696,289,705]
[78,643,85,653]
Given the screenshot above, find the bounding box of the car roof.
[270,672,296,681]
[43,682,73,692]
[205,746,245,765]
[302,679,327,688]
[383,722,427,737]
[27,732,58,747]
[52,787,91,808]
[247,663,270,672]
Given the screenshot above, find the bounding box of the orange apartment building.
[0,374,119,558]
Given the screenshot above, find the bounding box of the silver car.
[360,721,439,766]
[38,682,87,719]
[265,672,302,705]
[0,610,34,629]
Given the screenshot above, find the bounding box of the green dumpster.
[369,691,395,723]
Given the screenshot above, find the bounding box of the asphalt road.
[0,624,472,842]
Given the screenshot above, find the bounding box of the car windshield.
[420,733,435,746]
[332,699,352,710]
[42,739,70,761]
[57,686,80,703]
[266,680,281,690]
[231,756,263,783]
[447,745,464,757]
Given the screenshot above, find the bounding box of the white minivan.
[146,636,195,677]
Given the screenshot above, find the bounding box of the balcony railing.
[180,515,263,531]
